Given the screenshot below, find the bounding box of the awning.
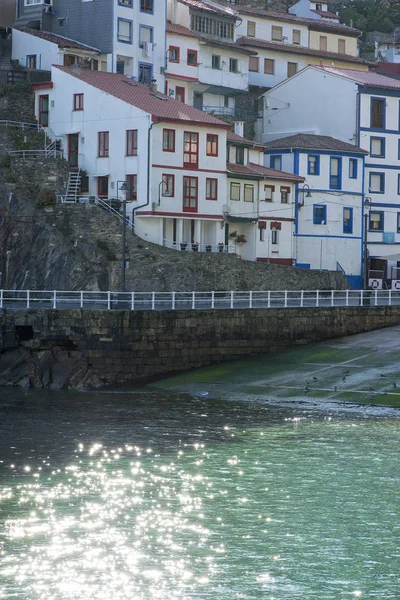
[202,84,245,97]
[375,254,400,261]
[227,215,258,223]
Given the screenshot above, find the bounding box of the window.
[212,54,221,69]
[370,137,385,157]
[98,131,109,157]
[38,94,49,127]
[313,204,327,225]
[190,13,234,40]
[280,186,290,203]
[206,178,218,200]
[397,213,400,232]
[183,131,199,168]
[236,146,245,165]
[229,58,238,73]
[224,95,230,107]
[264,185,275,201]
[126,174,137,200]
[371,98,385,129]
[230,182,240,200]
[140,0,153,12]
[369,172,385,193]
[169,46,180,63]
[26,54,36,69]
[292,29,300,45]
[183,176,198,212]
[97,176,109,197]
[398,173,400,194]
[126,129,138,156]
[162,174,174,197]
[138,63,152,83]
[259,225,266,242]
[287,62,298,77]
[349,158,358,179]
[264,58,275,75]
[80,171,89,194]
[272,26,282,41]
[249,56,259,72]
[270,154,282,170]
[175,86,185,103]
[307,154,320,175]
[343,207,353,234]
[369,211,384,231]
[244,184,254,202]
[117,18,133,43]
[319,36,327,51]
[139,25,153,48]
[206,134,218,156]
[119,0,133,6]
[73,93,84,111]
[187,50,198,66]
[247,20,256,37]
[271,228,279,245]
[338,38,346,54]
[330,156,342,189]
[163,129,175,152]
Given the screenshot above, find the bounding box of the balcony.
[201,105,256,121]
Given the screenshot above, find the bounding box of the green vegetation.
[330,0,400,36]
[35,188,56,209]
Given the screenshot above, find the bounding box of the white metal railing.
[0,120,44,133]
[0,289,399,311]
[8,149,63,159]
[134,226,235,253]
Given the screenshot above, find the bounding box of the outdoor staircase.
[64,169,81,202]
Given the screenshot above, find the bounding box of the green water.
[0,331,400,599]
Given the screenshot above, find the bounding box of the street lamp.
[117,180,129,292]
[363,196,372,290]
[298,183,312,207]
[158,179,171,205]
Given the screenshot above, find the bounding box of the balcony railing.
[201,105,257,120]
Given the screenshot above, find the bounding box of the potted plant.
[218,242,224,252]
[229,230,238,240]
[192,241,199,252]
[205,244,212,252]
[180,241,188,251]
[236,234,247,244]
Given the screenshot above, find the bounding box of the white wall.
[235,14,309,47]
[12,29,60,70]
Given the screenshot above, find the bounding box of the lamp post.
[363,196,371,290]
[117,180,129,292]
[158,179,171,206]
[298,183,312,207]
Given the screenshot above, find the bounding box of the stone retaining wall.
[1,306,400,389]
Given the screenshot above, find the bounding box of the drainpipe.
[132,116,155,224]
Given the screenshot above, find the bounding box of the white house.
[262,65,400,287]
[289,0,340,22]
[265,134,366,286]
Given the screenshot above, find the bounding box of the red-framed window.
[187,49,198,66]
[126,174,137,200]
[206,178,218,200]
[126,129,138,156]
[97,176,109,197]
[169,45,180,63]
[38,94,49,127]
[73,93,84,111]
[162,174,175,196]
[163,128,175,152]
[183,131,199,169]
[98,131,109,157]
[175,86,185,103]
[183,176,198,212]
[206,134,218,157]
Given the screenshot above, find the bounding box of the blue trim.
[397,211,400,233]
[369,136,385,158]
[360,127,399,134]
[308,189,363,195]
[294,150,299,235]
[26,54,36,67]
[361,87,400,98]
[138,61,153,83]
[361,154,365,279]
[138,24,153,47]
[343,206,353,234]
[398,173,400,195]
[307,154,320,175]
[270,154,282,170]
[140,0,154,13]
[369,210,384,232]
[349,158,358,179]
[329,156,342,190]
[296,263,311,269]
[295,234,362,240]
[398,138,400,160]
[370,201,400,208]
[118,0,133,6]
[346,275,363,290]
[117,17,133,44]
[264,148,366,157]
[313,204,327,225]
[370,96,386,130]
[365,163,400,170]
[356,91,360,147]
[368,171,385,193]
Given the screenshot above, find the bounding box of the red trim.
[126,174,137,200]
[97,175,109,197]
[206,133,218,157]
[136,211,224,219]
[32,82,53,90]
[165,72,199,81]
[259,216,295,222]
[162,128,175,152]
[206,178,218,200]
[162,173,175,196]
[256,257,293,266]
[187,49,198,67]
[183,131,199,169]
[126,129,138,156]
[175,85,185,103]
[68,133,79,167]
[168,45,180,63]
[152,164,226,174]
[155,118,230,129]
[98,131,109,157]
[38,94,49,127]
[73,93,84,111]
[183,175,198,212]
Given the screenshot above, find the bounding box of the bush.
[0,154,11,168]
[35,188,56,208]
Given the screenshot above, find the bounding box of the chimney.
[149,79,157,93]
[234,121,244,137]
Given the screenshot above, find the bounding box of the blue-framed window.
[138,62,153,83]
[26,54,37,68]
[398,139,400,160]
[307,154,320,175]
[140,0,153,13]
[329,156,342,189]
[370,97,385,129]
[369,211,384,232]
[349,158,357,179]
[369,172,385,194]
[118,0,133,6]
[270,154,282,170]
[398,173,400,194]
[139,25,153,48]
[370,137,385,158]
[343,207,353,234]
[117,18,133,43]
[313,204,327,225]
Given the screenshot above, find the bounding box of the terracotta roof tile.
[237,37,372,65]
[227,162,305,182]
[53,67,230,127]
[167,21,256,54]
[178,0,236,17]
[264,133,368,154]
[13,26,101,53]
[227,131,265,150]
[310,9,340,18]
[314,66,400,89]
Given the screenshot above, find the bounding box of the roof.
[312,66,400,90]
[13,26,101,53]
[236,37,372,65]
[53,67,229,127]
[236,7,360,37]
[227,162,305,182]
[166,21,256,55]
[178,0,236,18]
[310,9,340,19]
[264,133,368,154]
[227,131,266,150]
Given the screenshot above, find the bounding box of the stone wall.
[1,305,400,389]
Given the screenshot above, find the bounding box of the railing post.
[107,291,111,310]
[26,290,30,309]
[230,291,234,309]
[374,289,378,306]
[131,292,135,310]
[316,290,319,307]
[0,289,3,309]
[80,291,83,309]
[300,290,304,308]
[360,290,364,306]
[152,292,156,310]
[284,290,287,308]
[172,291,175,310]
[191,291,195,310]
[249,290,253,309]
[331,289,334,307]
[389,289,392,307]
[267,290,271,308]
[211,291,215,309]
[345,289,349,306]
[53,290,57,309]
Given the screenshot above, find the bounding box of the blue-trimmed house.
[264,134,367,287]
